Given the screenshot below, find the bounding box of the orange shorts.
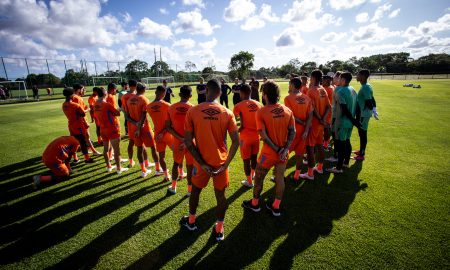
[155,132,174,153]
[173,139,193,165]
[257,147,286,169]
[307,125,324,146]
[239,135,260,160]
[101,128,120,141]
[289,125,307,155]
[43,158,70,177]
[129,124,155,147]
[192,161,229,190]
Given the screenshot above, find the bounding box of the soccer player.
[300,76,309,95]
[242,81,295,217]
[196,77,206,104]
[106,83,117,108]
[180,79,239,242]
[233,84,263,187]
[249,77,260,102]
[328,72,361,173]
[94,87,128,174]
[300,70,331,180]
[166,85,194,195]
[260,76,268,105]
[162,79,175,103]
[231,78,241,105]
[32,136,80,189]
[325,71,343,163]
[87,87,102,145]
[125,82,159,177]
[322,75,334,150]
[220,78,232,108]
[62,87,95,164]
[147,86,173,180]
[284,77,313,181]
[352,69,375,161]
[118,81,128,109]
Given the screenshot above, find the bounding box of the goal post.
[141,76,175,90]
[0,81,28,100]
[92,77,123,87]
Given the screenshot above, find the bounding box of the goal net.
[141,76,175,90]
[92,77,123,87]
[0,81,28,100]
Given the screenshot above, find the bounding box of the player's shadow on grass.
[0,177,168,264]
[185,161,366,269]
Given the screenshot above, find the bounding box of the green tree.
[229,51,254,79]
[125,59,150,79]
[202,66,214,75]
[150,60,171,76]
[301,61,317,74]
[185,61,197,72]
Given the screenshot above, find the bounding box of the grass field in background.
[0,80,449,269]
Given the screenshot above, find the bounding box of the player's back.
[324,85,334,104]
[338,86,358,128]
[284,92,312,122]
[94,101,120,130]
[88,95,97,108]
[308,86,330,124]
[185,102,237,167]
[358,83,373,118]
[257,104,294,149]
[168,101,193,138]
[147,100,170,134]
[121,92,134,113]
[43,136,80,162]
[62,101,84,127]
[233,99,263,136]
[72,95,87,110]
[106,94,116,107]
[301,85,309,95]
[127,95,149,124]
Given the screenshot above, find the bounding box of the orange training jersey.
[301,85,309,95]
[308,85,330,126]
[42,136,80,162]
[147,100,170,135]
[284,92,313,123]
[233,99,263,138]
[106,94,116,107]
[72,94,87,111]
[94,100,120,131]
[127,94,150,124]
[88,95,97,109]
[62,101,85,132]
[323,85,334,123]
[185,102,238,168]
[168,101,193,139]
[121,92,134,113]
[256,104,295,153]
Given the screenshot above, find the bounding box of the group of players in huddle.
[32,68,377,241]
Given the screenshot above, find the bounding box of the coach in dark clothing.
[196,78,206,104]
[220,79,232,108]
[162,79,174,103]
[249,77,259,102]
[231,78,241,105]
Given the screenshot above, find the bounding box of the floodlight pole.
[1,57,8,81]
[94,61,98,76]
[24,58,30,77]
[106,61,110,72]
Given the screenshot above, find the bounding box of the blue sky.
[0,0,449,78]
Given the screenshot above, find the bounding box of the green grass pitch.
[0,80,449,269]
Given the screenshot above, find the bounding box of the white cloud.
[404,14,450,40]
[350,23,400,42]
[320,32,348,43]
[159,8,168,15]
[356,12,369,23]
[389,8,400,18]
[138,18,173,40]
[223,0,256,22]
[274,28,304,47]
[371,3,391,22]
[241,16,265,31]
[170,1,176,6]
[172,38,196,49]
[283,0,341,32]
[329,0,365,10]
[199,38,218,49]
[182,0,205,8]
[172,9,219,35]
[99,42,180,62]
[120,12,132,23]
[259,4,279,23]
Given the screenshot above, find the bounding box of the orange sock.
[251,169,255,178]
[307,167,314,176]
[246,175,252,184]
[324,141,329,148]
[144,159,149,167]
[84,154,90,161]
[73,153,78,160]
[272,198,281,209]
[317,163,323,171]
[40,175,52,182]
[189,213,196,224]
[164,170,169,177]
[187,185,192,193]
[215,219,224,233]
[178,167,183,175]
[251,197,259,207]
[129,159,134,164]
[140,163,146,172]
[294,170,300,180]
[155,162,161,171]
[171,180,177,190]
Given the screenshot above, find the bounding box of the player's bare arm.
[165,119,184,141]
[184,130,213,173]
[259,129,281,153]
[303,111,313,140]
[280,125,295,161]
[214,130,239,175]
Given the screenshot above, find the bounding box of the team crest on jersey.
[295,96,306,104]
[176,107,189,113]
[270,107,284,115]
[248,103,258,110]
[150,105,161,112]
[202,108,220,116]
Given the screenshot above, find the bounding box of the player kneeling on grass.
[32,136,80,189]
[284,77,313,181]
[233,84,263,187]
[242,81,295,217]
[180,79,239,242]
[94,87,128,174]
[166,85,194,196]
[328,72,361,173]
[147,86,174,181]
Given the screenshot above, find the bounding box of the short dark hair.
[107,83,116,91]
[341,72,352,84]
[73,84,83,91]
[180,85,192,98]
[121,81,128,87]
[206,79,221,95]
[263,81,280,104]
[128,79,138,87]
[300,76,308,81]
[136,82,146,93]
[63,87,74,97]
[358,69,370,78]
[334,71,342,77]
[155,85,166,95]
[162,79,167,84]
[97,87,106,98]
[240,84,252,96]
[311,69,323,83]
[290,77,302,89]
[92,87,100,94]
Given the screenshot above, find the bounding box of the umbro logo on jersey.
[270,107,284,115]
[176,107,189,113]
[295,97,306,104]
[150,105,161,111]
[248,103,258,110]
[202,108,220,116]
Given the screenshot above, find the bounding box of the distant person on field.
[231,77,241,105]
[220,78,232,108]
[260,76,268,105]
[106,83,118,108]
[0,87,5,100]
[32,85,39,101]
[32,136,80,189]
[162,79,175,103]
[196,77,206,104]
[88,87,102,145]
[249,77,260,102]
[322,75,334,150]
[46,88,52,96]
[118,81,129,109]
